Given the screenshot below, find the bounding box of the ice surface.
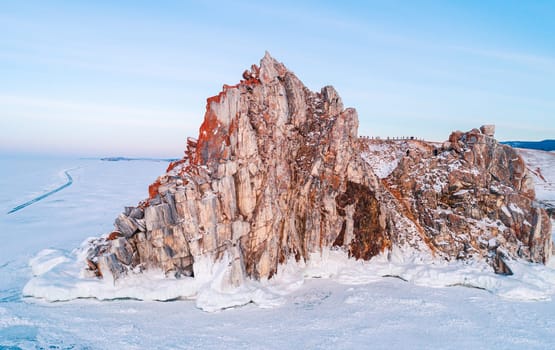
[23,244,555,310]
[2,153,555,349]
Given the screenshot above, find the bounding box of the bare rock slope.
[85,53,552,283]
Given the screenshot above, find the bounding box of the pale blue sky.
[1,1,554,157]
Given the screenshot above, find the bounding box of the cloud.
[0,47,228,85]
[0,94,199,128]
[450,45,555,72]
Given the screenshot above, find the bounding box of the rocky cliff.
[84,53,552,284]
[362,127,552,274]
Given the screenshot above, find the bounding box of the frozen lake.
[1,153,554,349]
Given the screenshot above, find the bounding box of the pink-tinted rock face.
[85,53,551,283]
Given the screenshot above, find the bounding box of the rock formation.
[84,53,552,284]
[362,128,552,274]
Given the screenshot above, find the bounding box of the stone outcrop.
[363,128,552,271]
[84,53,552,284]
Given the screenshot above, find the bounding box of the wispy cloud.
[0,94,200,129]
[0,47,229,85]
[450,45,555,72]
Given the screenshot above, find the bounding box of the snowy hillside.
[1,150,555,349]
[518,148,555,208]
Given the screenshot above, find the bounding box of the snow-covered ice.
[2,152,555,349]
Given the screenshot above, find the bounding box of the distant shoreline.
[501,140,555,152]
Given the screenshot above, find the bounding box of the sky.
[1,0,554,157]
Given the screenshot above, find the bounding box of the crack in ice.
[7,168,78,214]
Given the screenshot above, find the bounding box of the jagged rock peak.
[259,51,287,84]
[86,53,384,283]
